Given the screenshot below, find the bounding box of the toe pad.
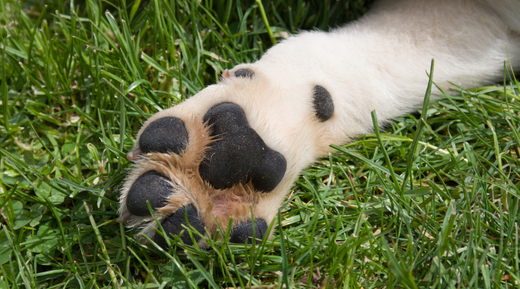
[154,204,205,248]
[139,117,188,154]
[126,171,173,216]
[230,218,268,243]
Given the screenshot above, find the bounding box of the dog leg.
[118,0,520,247]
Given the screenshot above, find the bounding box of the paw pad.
[313,85,334,122]
[154,204,205,247]
[234,68,254,79]
[200,102,287,192]
[230,218,267,243]
[139,117,188,154]
[126,171,173,216]
[122,95,286,246]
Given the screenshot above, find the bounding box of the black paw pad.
[230,218,267,243]
[200,102,287,192]
[139,117,188,154]
[234,68,254,79]
[126,171,173,216]
[154,204,205,247]
[313,85,334,122]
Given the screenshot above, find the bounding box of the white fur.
[123,0,520,239]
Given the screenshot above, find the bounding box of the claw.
[127,149,142,162]
[221,69,231,79]
[117,210,132,223]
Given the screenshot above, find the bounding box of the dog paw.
[118,65,337,248]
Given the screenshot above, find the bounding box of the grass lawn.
[1,0,519,288]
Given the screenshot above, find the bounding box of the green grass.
[1,0,519,288]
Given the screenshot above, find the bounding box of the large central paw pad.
[200,102,286,192]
